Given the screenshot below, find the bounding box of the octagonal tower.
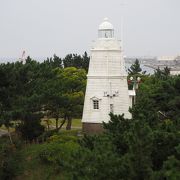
[82,18,131,133]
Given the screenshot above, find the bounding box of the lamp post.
[129,76,141,90]
[129,76,141,105]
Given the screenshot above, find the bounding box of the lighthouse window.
[93,100,99,109]
[98,30,114,38]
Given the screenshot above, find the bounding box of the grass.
[41,118,82,130]
[0,125,14,132]
[0,118,82,132]
[71,118,82,127]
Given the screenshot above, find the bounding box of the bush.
[16,119,45,141]
[0,142,22,180]
[47,134,77,143]
[37,129,58,142]
[38,140,80,174]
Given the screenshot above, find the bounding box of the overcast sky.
[0,0,180,60]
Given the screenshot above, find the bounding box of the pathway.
[0,129,8,137]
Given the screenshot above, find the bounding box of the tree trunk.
[66,117,72,130]
[45,119,50,131]
[47,120,50,131]
[55,117,58,129]
[57,117,66,131]
[7,127,13,145]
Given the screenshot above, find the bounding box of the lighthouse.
[82,18,132,133]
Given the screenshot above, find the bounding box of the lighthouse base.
[82,123,104,134]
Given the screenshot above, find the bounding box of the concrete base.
[82,122,104,134]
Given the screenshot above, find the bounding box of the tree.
[104,114,153,179]
[159,144,180,179]
[0,110,13,144]
[16,113,44,141]
[0,62,20,144]
[56,67,86,130]
[63,52,90,72]
[128,59,144,75]
[42,67,86,131]
[131,73,180,173]
[44,54,63,69]
[11,58,45,141]
[126,119,153,180]
[82,51,90,72]
[154,66,170,80]
[103,113,131,155]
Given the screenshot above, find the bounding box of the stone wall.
[82,123,104,134]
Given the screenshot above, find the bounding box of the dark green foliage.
[63,52,90,72]
[104,113,131,155]
[79,134,98,150]
[0,139,22,180]
[45,54,63,69]
[128,59,144,75]
[0,111,12,128]
[161,155,180,179]
[38,140,79,166]
[126,120,153,180]
[16,118,44,141]
[104,114,154,180]
[42,67,86,130]
[157,144,180,179]
[70,139,123,180]
[152,128,179,171]
[154,67,171,80]
[130,74,180,177]
[0,57,180,179]
[0,54,87,140]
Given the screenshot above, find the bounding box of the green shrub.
[47,134,77,143]
[16,118,45,141]
[0,142,22,180]
[38,140,80,166]
[37,129,58,142]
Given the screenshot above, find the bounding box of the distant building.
[170,68,180,75]
[157,56,176,61]
[157,55,180,61]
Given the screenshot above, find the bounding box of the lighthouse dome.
[98,18,114,38]
[99,18,114,30]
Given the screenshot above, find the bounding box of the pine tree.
[128,59,143,75]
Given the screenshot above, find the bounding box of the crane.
[19,50,26,63]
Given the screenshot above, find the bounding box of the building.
[82,18,132,134]
[170,68,180,75]
[157,55,177,61]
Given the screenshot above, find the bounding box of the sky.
[0,0,180,61]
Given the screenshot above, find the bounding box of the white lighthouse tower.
[82,18,132,133]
